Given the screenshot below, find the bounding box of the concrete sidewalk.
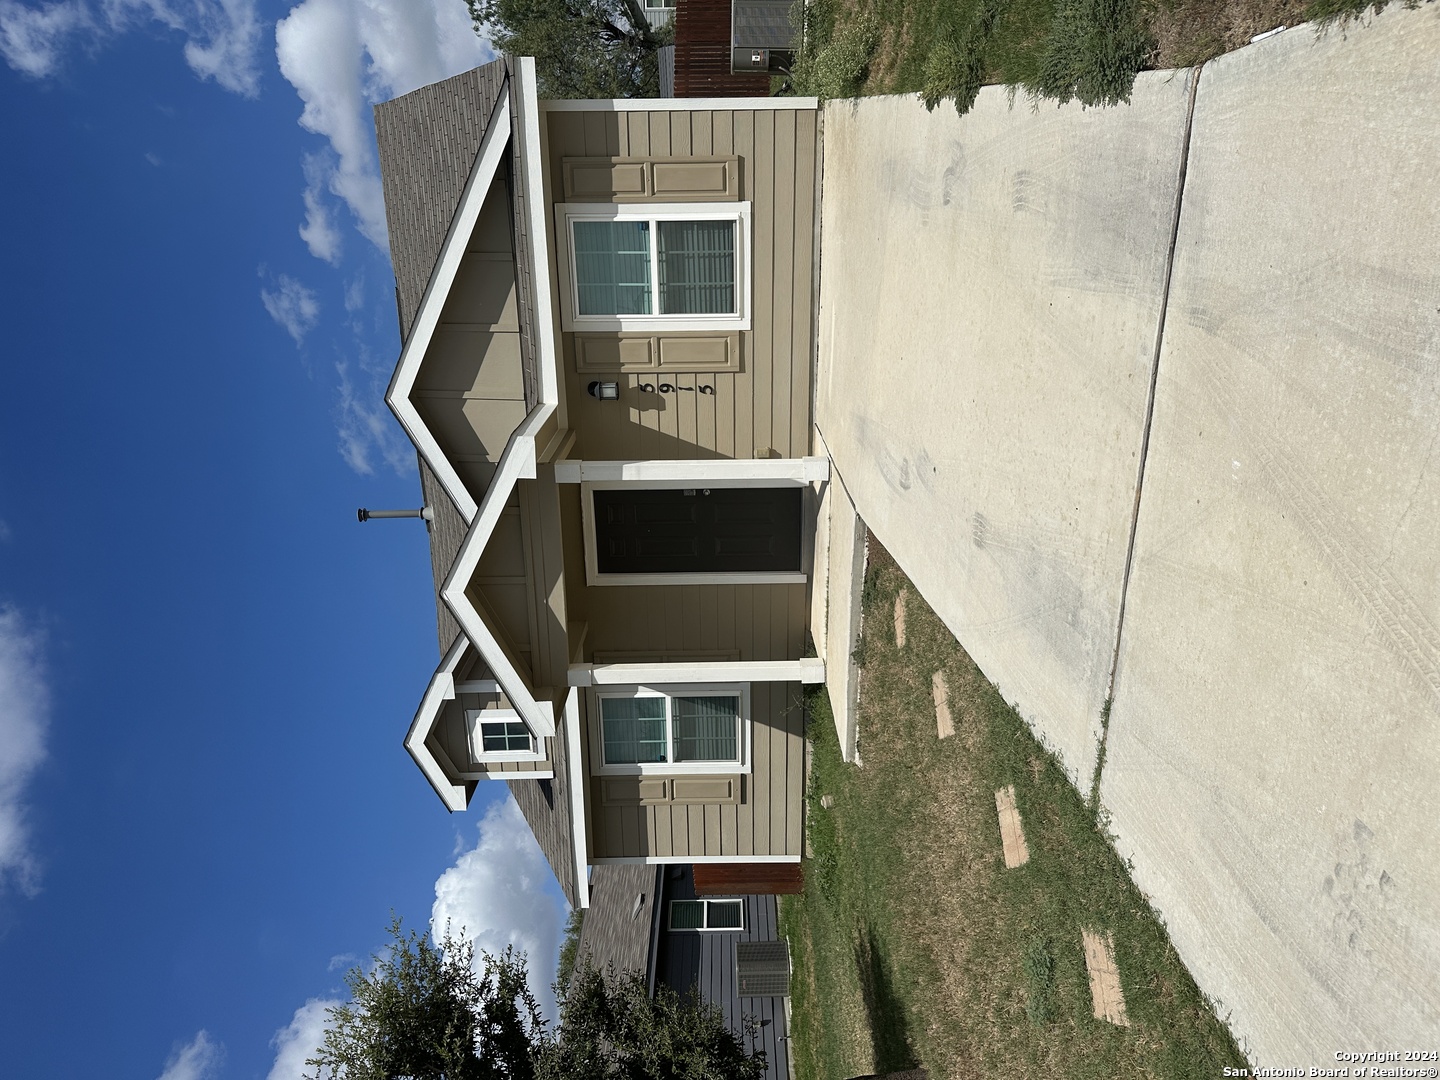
[817,70,1196,785]
[816,2,1440,1063]
[1102,8,1440,1060]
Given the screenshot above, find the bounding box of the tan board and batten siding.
[541,105,821,862]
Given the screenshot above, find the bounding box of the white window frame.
[466,710,546,764]
[556,202,752,332]
[591,683,751,776]
[668,898,745,931]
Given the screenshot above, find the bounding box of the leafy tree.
[306,918,538,1080]
[554,907,585,992]
[538,962,767,1080]
[467,0,671,98]
[308,919,767,1080]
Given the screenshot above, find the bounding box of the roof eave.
[403,634,471,812]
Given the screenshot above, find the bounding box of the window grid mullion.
[648,215,661,316]
[665,694,675,765]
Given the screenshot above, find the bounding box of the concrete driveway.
[816,3,1440,1064]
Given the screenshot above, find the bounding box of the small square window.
[480,720,532,754]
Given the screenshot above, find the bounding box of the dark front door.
[593,486,802,575]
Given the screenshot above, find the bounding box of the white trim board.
[569,658,825,686]
[385,92,513,524]
[590,855,802,864]
[542,98,819,112]
[404,635,471,812]
[556,457,829,485]
[565,688,592,908]
[441,406,556,738]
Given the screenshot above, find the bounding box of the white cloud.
[326,951,357,972]
[0,0,92,77]
[299,151,343,264]
[155,1030,223,1080]
[260,273,320,345]
[274,0,494,260]
[0,0,261,95]
[432,796,568,1026]
[268,998,340,1080]
[0,606,49,896]
[342,276,364,314]
[334,359,409,477]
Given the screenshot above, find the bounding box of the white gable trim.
[441,407,556,739]
[565,687,591,908]
[385,92,514,523]
[431,62,568,738]
[404,635,470,812]
[541,97,819,112]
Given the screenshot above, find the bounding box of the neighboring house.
[673,0,772,97]
[576,863,792,1079]
[643,0,676,33]
[374,57,824,908]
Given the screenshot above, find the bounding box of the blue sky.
[0,3,569,1077]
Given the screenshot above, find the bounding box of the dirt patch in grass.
[782,536,1248,1079]
[1146,0,1309,67]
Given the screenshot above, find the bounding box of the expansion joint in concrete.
[1095,62,1206,801]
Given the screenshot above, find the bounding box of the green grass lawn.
[785,0,1417,111]
[779,540,1249,1079]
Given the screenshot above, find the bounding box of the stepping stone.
[820,794,835,809]
[1081,929,1129,1027]
[932,670,953,739]
[994,785,1030,868]
[893,589,907,648]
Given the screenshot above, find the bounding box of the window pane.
[600,696,668,764]
[706,900,744,930]
[670,900,704,930]
[481,720,531,753]
[673,695,739,761]
[574,220,652,315]
[658,220,734,314]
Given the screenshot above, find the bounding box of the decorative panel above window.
[561,157,739,202]
[556,203,751,332]
[573,332,741,374]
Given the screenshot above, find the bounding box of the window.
[479,720,532,754]
[466,710,542,763]
[669,898,744,931]
[560,204,751,332]
[594,685,748,774]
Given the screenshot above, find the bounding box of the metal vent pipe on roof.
[356,507,434,523]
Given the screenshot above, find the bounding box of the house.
[574,863,793,1079]
[374,57,825,908]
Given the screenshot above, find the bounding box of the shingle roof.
[376,59,576,908]
[374,60,510,341]
[418,458,466,654]
[575,864,661,981]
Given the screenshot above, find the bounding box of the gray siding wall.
[657,867,789,1080]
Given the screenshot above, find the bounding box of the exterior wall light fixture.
[587,381,620,400]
